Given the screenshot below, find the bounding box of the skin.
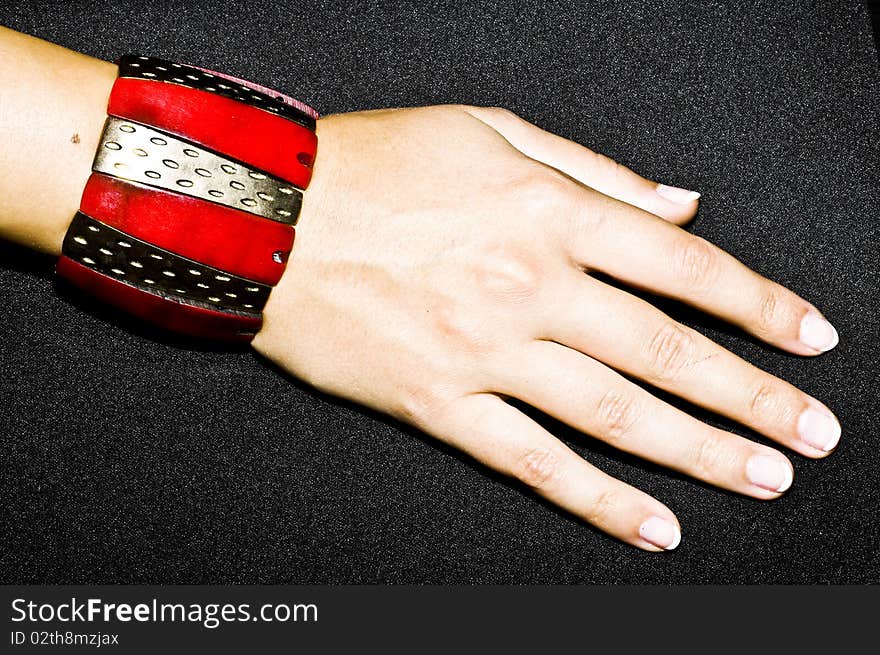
[0,27,840,552]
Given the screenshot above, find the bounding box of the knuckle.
[433,300,498,355]
[484,105,521,124]
[672,236,720,294]
[747,380,799,428]
[592,151,626,181]
[756,286,798,336]
[473,246,542,303]
[748,382,779,420]
[691,434,737,480]
[514,447,563,490]
[595,390,641,443]
[584,488,620,526]
[646,322,695,381]
[396,381,458,426]
[517,168,577,217]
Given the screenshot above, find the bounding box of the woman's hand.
[252,105,840,551]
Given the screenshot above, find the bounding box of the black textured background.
[1,1,878,584]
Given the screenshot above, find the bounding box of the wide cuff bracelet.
[56,55,319,342]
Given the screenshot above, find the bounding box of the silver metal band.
[62,212,271,315]
[93,117,303,225]
[117,55,316,130]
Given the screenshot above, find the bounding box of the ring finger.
[494,339,795,499]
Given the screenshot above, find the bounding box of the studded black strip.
[117,55,316,130]
[62,212,271,315]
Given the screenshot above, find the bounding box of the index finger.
[566,190,839,356]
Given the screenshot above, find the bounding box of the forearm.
[0,26,116,254]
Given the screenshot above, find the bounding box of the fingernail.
[746,455,793,493]
[799,311,839,352]
[656,183,701,205]
[639,516,682,550]
[798,407,841,452]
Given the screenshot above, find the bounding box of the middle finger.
[543,273,841,457]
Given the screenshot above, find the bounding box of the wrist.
[0,27,116,254]
[252,115,338,356]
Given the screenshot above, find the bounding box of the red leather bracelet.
[57,55,318,342]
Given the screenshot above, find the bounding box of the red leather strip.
[57,256,261,342]
[80,173,294,286]
[108,77,317,187]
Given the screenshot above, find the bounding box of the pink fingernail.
[746,455,793,492]
[799,311,839,352]
[639,516,682,550]
[798,407,841,452]
[656,183,701,205]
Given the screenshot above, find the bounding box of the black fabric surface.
[1,1,878,584]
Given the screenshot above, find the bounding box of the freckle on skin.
[70,133,80,144]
